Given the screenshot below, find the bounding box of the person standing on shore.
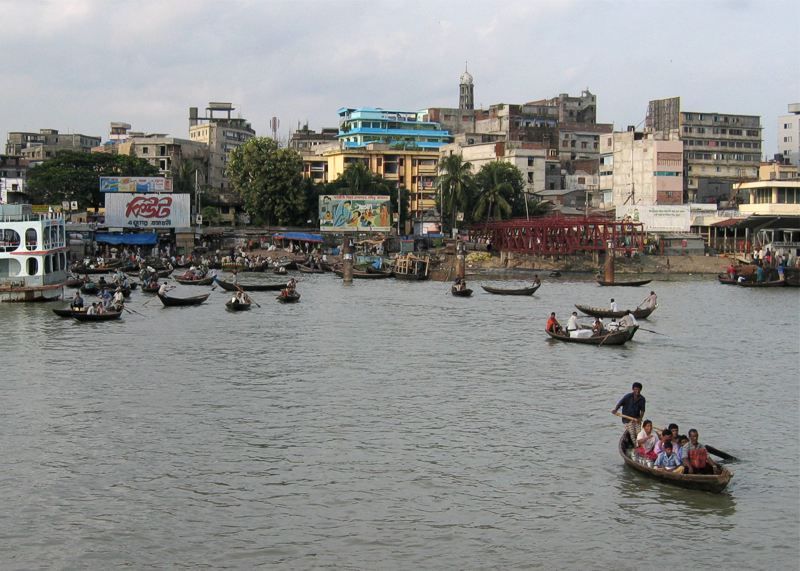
[612,382,646,444]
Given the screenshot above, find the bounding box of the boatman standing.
[609,298,619,312]
[639,291,657,310]
[565,311,579,336]
[612,382,646,445]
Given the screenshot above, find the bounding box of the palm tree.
[473,161,516,229]
[341,161,373,194]
[437,154,473,235]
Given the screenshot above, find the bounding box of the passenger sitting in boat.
[591,318,605,336]
[675,434,689,464]
[453,277,467,292]
[545,312,562,334]
[286,278,297,292]
[112,288,125,308]
[71,292,84,309]
[98,277,107,287]
[565,311,579,336]
[158,282,171,296]
[620,310,638,328]
[95,303,106,315]
[607,318,621,332]
[654,441,684,473]
[636,420,658,461]
[682,429,717,475]
[87,303,98,315]
[653,430,673,457]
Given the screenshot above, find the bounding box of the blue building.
[337,107,452,150]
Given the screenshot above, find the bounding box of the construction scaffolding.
[471,216,645,255]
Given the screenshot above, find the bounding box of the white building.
[778,103,800,166]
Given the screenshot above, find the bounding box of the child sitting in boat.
[653,441,684,473]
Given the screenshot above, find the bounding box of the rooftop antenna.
[270,116,280,140]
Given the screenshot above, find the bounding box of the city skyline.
[1,0,797,157]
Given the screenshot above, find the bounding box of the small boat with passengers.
[546,325,638,345]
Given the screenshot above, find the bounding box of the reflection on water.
[0,275,798,568]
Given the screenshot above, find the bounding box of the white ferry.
[0,204,67,302]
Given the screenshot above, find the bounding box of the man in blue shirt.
[654,442,684,473]
[612,382,646,445]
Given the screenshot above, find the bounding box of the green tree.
[25,151,159,208]
[327,162,391,195]
[437,154,474,234]
[226,137,306,225]
[473,161,524,226]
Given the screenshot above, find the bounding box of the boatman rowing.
[612,382,646,444]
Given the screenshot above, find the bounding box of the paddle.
[637,327,666,336]
[122,306,145,317]
[613,412,738,461]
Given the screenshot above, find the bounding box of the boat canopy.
[95,232,158,245]
[272,232,323,243]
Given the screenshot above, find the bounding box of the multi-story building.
[647,97,762,203]
[188,102,255,193]
[5,129,101,162]
[118,133,209,180]
[0,155,29,203]
[597,129,684,209]
[301,144,440,220]
[735,164,800,216]
[288,125,339,151]
[337,107,452,150]
[778,103,800,165]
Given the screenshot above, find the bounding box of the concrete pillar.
[455,239,466,280]
[342,237,353,284]
[603,240,615,283]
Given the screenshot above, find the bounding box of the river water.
[1,273,798,569]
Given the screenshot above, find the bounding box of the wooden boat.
[333,268,393,279]
[481,283,541,296]
[618,432,732,493]
[575,304,657,319]
[717,273,738,285]
[72,310,123,321]
[157,292,210,307]
[737,279,787,288]
[80,282,99,294]
[296,263,325,274]
[451,287,473,297]
[366,266,394,277]
[53,307,86,317]
[214,277,285,292]
[546,325,638,345]
[174,276,214,286]
[596,278,652,287]
[225,300,252,311]
[65,276,85,288]
[141,282,161,293]
[276,290,301,303]
[392,253,430,281]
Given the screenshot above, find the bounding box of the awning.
[95,232,159,245]
[272,232,323,243]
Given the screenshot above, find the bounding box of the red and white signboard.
[104,193,190,228]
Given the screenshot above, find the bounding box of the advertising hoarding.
[616,205,691,232]
[319,195,392,232]
[104,193,190,228]
[100,177,173,193]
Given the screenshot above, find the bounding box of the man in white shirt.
[565,311,579,335]
[610,298,618,312]
[620,310,638,328]
[158,282,170,296]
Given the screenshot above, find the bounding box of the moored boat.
[618,432,732,493]
[546,325,638,345]
[481,283,541,296]
[575,303,657,319]
[296,263,325,274]
[737,279,787,288]
[157,292,210,307]
[333,268,393,279]
[392,253,430,281]
[717,273,738,285]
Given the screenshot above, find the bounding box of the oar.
[123,306,145,317]
[614,413,738,461]
[637,327,666,336]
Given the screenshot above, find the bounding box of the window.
[528,157,534,167]
[528,172,534,182]
[142,146,149,155]
[580,141,587,149]
[159,145,167,155]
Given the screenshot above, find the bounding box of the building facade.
[337,107,453,150]
[5,129,101,162]
[598,130,684,209]
[778,103,800,166]
[118,134,209,180]
[288,126,339,151]
[0,155,29,203]
[647,97,762,203]
[188,102,255,193]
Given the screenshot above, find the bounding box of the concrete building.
[778,103,800,165]
[459,67,474,111]
[735,162,800,216]
[118,134,209,180]
[598,129,684,209]
[647,97,762,203]
[288,125,339,151]
[0,156,29,203]
[188,102,255,193]
[5,129,101,161]
[337,107,452,150]
[301,144,440,220]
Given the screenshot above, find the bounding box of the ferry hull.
[0,283,63,302]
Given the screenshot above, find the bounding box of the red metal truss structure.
[470,216,645,255]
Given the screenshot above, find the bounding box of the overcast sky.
[2,0,797,157]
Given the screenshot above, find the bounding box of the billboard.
[105,193,190,228]
[616,205,691,232]
[319,195,391,232]
[100,177,173,193]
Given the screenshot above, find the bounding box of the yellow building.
[301,143,440,220]
[735,163,800,216]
